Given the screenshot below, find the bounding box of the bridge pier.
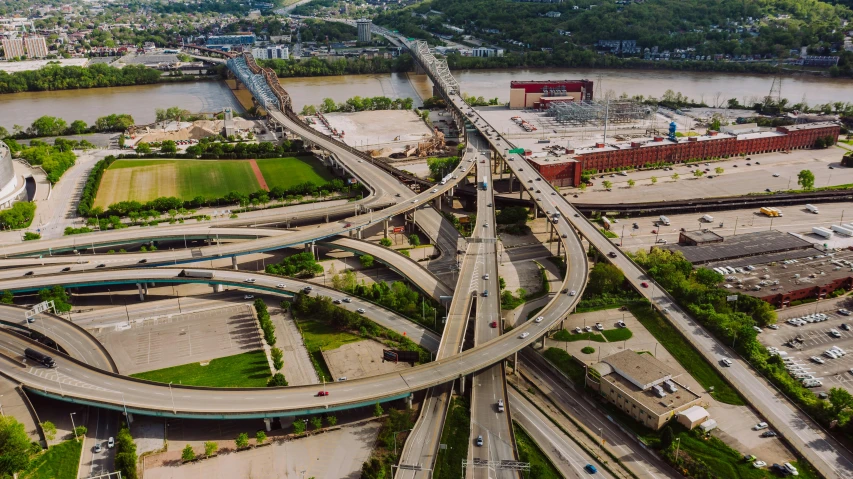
[435,194,441,210]
[557,237,562,256]
[232,256,239,270]
[357,228,363,239]
[459,375,465,394]
[213,284,224,293]
[136,283,145,301]
[406,394,413,410]
[383,219,389,239]
[263,418,272,431]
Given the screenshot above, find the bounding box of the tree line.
[0,63,161,94]
[300,96,414,115]
[3,138,76,183]
[259,55,413,78]
[0,113,135,140]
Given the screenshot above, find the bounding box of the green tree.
[374,402,384,417]
[499,277,506,290]
[23,232,41,241]
[115,426,138,479]
[715,167,724,175]
[160,140,177,154]
[267,373,288,387]
[135,142,151,154]
[578,182,587,192]
[0,291,12,304]
[204,441,218,457]
[67,120,88,134]
[693,169,705,177]
[379,237,392,247]
[255,430,267,444]
[74,426,88,437]
[271,347,284,370]
[829,387,853,417]
[41,421,57,441]
[39,286,72,312]
[326,415,337,426]
[360,254,375,268]
[0,416,34,476]
[602,180,612,189]
[311,416,323,430]
[408,234,421,246]
[587,262,625,296]
[650,176,657,184]
[235,432,249,449]
[0,126,8,139]
[30,116,67,137]
[181,444,195,462]
[671,173,679,181]
[293,419,306,434]
[798,169,815,190]
[627,179,636,187]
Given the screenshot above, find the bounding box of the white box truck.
[805,204,819,214]
[701,214,714,223]
[812,227,833,239]
[659,215,670,226]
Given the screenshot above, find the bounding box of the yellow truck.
[760,207,783,217]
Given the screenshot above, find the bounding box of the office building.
[251,45,289,60]
[357,18,372,43]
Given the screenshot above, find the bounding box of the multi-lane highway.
[468,139,517,479]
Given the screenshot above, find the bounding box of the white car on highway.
[535,316,544,323]
[244,278,256,283]
[519,332,530,339]
[356,308,366,314]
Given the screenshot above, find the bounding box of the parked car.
[244,295,254,300]
[761,431,777,438]
[754,422,768,430]
[108,437,115,448]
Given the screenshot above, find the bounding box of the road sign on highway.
[508,148,525,154]
[727,295,738,302]
[26,300,55,320]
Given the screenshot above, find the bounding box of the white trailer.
[701,214,714,223]
[659,215,670,226]
[805,204,819,214]
[813,227,833,239]
[831,225,853,236]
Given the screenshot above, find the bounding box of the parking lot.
[757,308,853,394]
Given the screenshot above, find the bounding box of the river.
[0,81,245,131]
[2,68,850,130]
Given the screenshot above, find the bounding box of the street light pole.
[70,412,78,441]
[168,382,176,413]
[675,437,681,463]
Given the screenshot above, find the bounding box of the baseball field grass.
[255,156,335,190]
[94,156,333,208]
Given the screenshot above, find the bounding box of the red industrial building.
[524,122,840,187]
[509,80,594,109]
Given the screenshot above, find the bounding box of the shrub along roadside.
[77,155,118,216]
[253,299,277,347]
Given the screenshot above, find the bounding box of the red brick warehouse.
[523,122,840,187]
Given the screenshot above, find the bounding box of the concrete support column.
[357,228,362,239]
[534,206,538,219]
[136,283,145,301]
[383,219,389,239]
[514,351,518,375]
[508,173,513,193]
[213,284,224,293]
[557,238,562,256]
[549,221,554,245]
[519,187,524,200]
[459,375,465,394]
[311,242,316,257]
[231,256,239,270]
[126,413,133,425]
[143,284,149,295]
[435,195,441,210]
[263,418,272,431]
[406,394,413,410]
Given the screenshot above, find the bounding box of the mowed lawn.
[130,350,271,387]
[94,159,260,208]
[255,156,335,190]
[23,439,82,479]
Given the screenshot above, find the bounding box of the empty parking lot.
[94,304,262,375]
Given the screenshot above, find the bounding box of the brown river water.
[1,68,850,130]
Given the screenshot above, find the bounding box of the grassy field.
[552,328,633,342]
[433,396,471,479]
[255,156,335,190]
[513,423,564,479]
[130,350,271,387]
[296,318,362,382]
[23,439,82,479]
[95,159,260,207]
[628,304,744,405]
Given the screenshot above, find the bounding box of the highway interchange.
[1,42,852,479]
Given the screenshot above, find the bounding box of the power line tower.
[646,105,660,137]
